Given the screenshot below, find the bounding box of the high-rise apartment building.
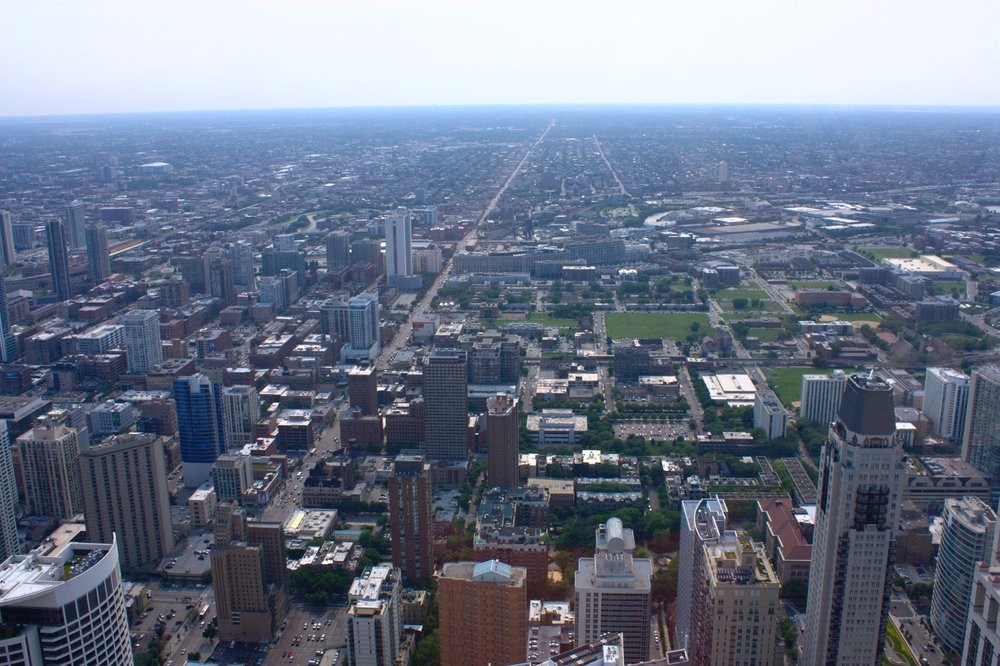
[65,200,87,249]
[174,373,225,487]
[963,366,1000,504]
[962,508,1000,664]
[228,240,255,289]
[16,417,82,520]
[204,252,236,306]
[341,292,380,360]
[439,560,527,666]
[0,422,20,562]
[347,564,402,666]
[79,433,174,571]
[121,309,163,373]
[575,518,652,664]
[320,298,350,338]
[924,367,970,443]
[486,395,518,489]
[45,218,72,301]
[221,384,260,449]
[384,208,413,287]
[689,532,780,666]
[0,210,15,266]
[76,323,124,355]
[0,272,15,362]
[930,497,995,653]
[424,349,468,460]
[0,538,133,666]
[677,497,727,649]
[388,454,433,581]
[802,373,904,665]
[754,390,788,439]
[326,230,351,268]
[211,504,287,643]
[212,453,253,504]
[348,366,379,416]
[799,369,848,427]
[85,223,111,283]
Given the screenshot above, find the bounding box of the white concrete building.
[0,537,133,666]
[121,310,162,374]
[924,367,970,444]
[575,518,652,664]
[221,385,260,450]
[384,208,413,287]
[799,369,848,427]
[802,373,904,665]
[347,565,402,666]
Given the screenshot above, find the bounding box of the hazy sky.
[2,0,998,116]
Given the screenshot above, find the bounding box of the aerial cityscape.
[2,4,1000,666]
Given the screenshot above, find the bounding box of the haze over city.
[3,0,1000,116]
[1,3,1000,666]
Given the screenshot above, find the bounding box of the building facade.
[424,349,468,460]
[963,366,1000,504]
[45,218,72,301]
[574,518,652,664]
[924,367,970,444]
[486,395,519,489]
[174,373,225,487]
[802,373,904,665]
[799,370,848,427]
[221,385,260,450]
[85,224,112,283]
[384,208,413,287]
[78,433,175,571]
[121,310,163,374]
[16,418,82,520]
[0,421,20,561]
[347,565,402,666]
[439,560,527,666]
[677,497,727,649]
[388,455,434,581]
[930,497,996,653]
[0,538,133,666]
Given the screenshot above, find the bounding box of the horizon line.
[4,100,1000,122]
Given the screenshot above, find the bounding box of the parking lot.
[613,421,692,441]
[263,605,346,666]
[132,583,214,658]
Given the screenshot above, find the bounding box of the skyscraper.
[924,367,970,444]
[575,518,652,664]
[79,433,175,571]
[384,207,413,287]
[439,560,527,666]
[45,218,72,301]
[211,504,287,643]
[121,309,163,373]
[0,209,15,266]
[753,390,788,439]
[0,421,20,562]
[204,251,237,306]
[320,298,350,337]
[325,230,351,269]
[0,271,17,362]
[677,497,727,649]
[930,497,995,653]
[221,384,260,449]
[799,370,848,427]
[348,366,379,417]
[688,532,780,665]
[802,373,904,665]
[65,200,87,249]
[15,417,83,520]
[424,349,468,460]
[963,366,1000,503]
[212,453,253,504]
[962,510,1000,663]
[339,292,381,361]
[228,240,255,288]
[486,395,518,489]
[0,538,133,666]
[347,565,402,666]
[388,454,433,581]
[175,373,225,487]
[85,223,111,283]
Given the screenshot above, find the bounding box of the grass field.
[885,622,918,666]
[818,312,883,323]
[858,246,914,260]
[927,280,967,295]
[767,367,835,408]
[605,312,712,339]
[713,289,772,301]
[748,327,783,342]
[527,313,578,327]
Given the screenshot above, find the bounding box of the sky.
[2,0,998,116]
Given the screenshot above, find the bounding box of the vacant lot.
[605,312,712,339]
[858,246,914,260]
